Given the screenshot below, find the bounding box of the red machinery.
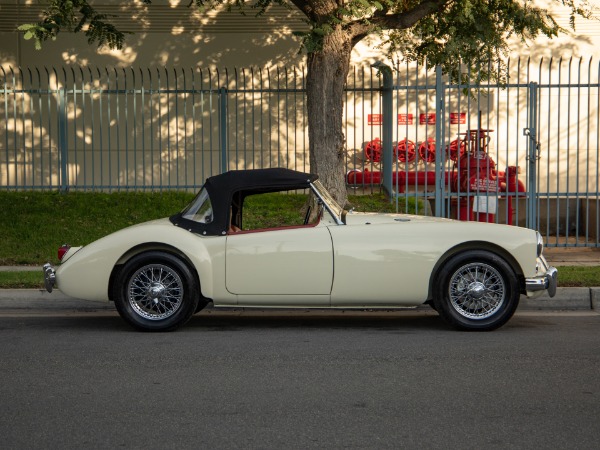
[364,138,383,162]
[364,137,465,164]
[396,138,416,163]
[418,138,436,163]
[452,129,498,222]
[447,138,466,162]
[364,138,417,163]
[349,129,526,225]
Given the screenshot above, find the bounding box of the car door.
[225,226,333,303]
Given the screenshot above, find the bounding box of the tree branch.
[348,0,449,45]
[374,0,449,30]
[288,0,315,20]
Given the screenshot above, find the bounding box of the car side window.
[232,192,321,232]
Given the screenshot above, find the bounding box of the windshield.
[311,180,344,224]
[180,188,213,224]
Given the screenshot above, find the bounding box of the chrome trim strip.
[309,182,344,226]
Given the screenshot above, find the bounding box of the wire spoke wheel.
[127,263,184,321]
[114,251,200,331]
[448,262,505,320]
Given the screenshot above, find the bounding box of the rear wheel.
[433,250,520,331]
[113,251,200,331]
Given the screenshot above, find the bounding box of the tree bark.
[306,28,353,208]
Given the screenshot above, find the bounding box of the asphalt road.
[1,302,599,449]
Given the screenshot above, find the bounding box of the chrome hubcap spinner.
[127,264,184,321]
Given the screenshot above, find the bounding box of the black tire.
[113,251,200,331]
[433,250,520,331]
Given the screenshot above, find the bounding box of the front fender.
[56,218,224,301]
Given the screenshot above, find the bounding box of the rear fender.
[109,243,209,302]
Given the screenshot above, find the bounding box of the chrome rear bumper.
[43,263,56,293]
[525,266,558,298]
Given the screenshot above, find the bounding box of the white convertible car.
[43,168,557,332]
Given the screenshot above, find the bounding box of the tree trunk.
[306,29,353,208]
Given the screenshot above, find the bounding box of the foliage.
[18,0,131,50]
[0,191,194,265]
[0,271,43,289]
[555,265,600,288]
[242,193,309,229]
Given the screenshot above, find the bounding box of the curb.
[0,289,114,311]
[0,266,40,272]
[519,287,599,311]
[0,288,598,312]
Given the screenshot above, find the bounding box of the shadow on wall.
[0,65,310,190]
[15,5,307,69]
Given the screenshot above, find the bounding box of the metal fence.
[1,60,599,247]
[0,66,308,190]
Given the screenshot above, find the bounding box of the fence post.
[526,82,539,229]
[434,65,445,217]
[218,87,228,173]
[372,62,394,199]
[57,87,68,192]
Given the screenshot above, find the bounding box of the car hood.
[344,211,452,226]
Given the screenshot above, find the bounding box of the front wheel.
[113,251,200,331]
[433,250,520,331]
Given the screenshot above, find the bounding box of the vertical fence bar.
[595,59,600,246]
[70,67,77,188]
[219,86,228,173]
[18,68,25,187]
[164,68,170,188]
[234,68,239,169]
[526,82,539,229]
[132,68,138,189]
[375,63,393,199]
[35,68,43,188]
[57,84,68,192]
[90,67,97,189]
[434,65,445,217]
[27,69,35,188]
[1,68,8,189]
[45,68,53,189]
[10,68,16,188]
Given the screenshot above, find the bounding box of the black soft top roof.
[171,168,317,235]
[205,168,317,198]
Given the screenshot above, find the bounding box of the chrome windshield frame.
[180,186,214,224]
[310,180,345,225]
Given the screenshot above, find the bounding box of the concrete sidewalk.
[0,266,40,272]
[543,246,600,266]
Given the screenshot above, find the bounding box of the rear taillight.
[58,244,71,261]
